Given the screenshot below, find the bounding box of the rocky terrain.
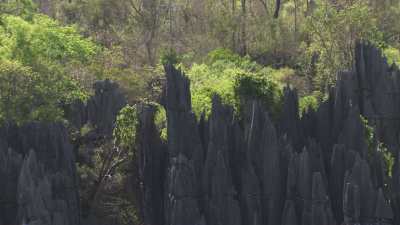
[0,123,80,225]
[138,43,400,225]
[1,43,400,225]
[0,80,126,225]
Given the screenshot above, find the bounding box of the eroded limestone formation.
[0,123,79,225]
[138,43,400,225]
[0,80,127,225]
[65,79,127,137]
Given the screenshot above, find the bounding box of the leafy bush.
[299,95,319,115]
[187,62,237,116]
[384,46,400,66]
[206,48,243,65]
[187,49,290,118]
[114,105,138,149]
[114,103,166,148]
[234,72,283,118]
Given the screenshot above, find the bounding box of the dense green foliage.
[0,14,97,63]
[0,60,59,123]
[234,71,283,118]
[5,0,399,118]
[0,9,97,124]
[302,1,384,91]
[187,49,291,117]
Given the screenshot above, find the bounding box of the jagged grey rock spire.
[134,43,400,225]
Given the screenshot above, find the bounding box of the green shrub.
[206,48,242,65]
[114,105,138,149]
[114,103,166,149]
[188,62,237,116]
[384,46,400,66]
[187,49,290,118]
[234,72,283,119]
[361,115,395,178]
[299,95,319,115]
[154,104,167,141]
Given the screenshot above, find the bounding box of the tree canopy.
[0,7,98,124]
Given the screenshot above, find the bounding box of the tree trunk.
[274,0,281,18]
[240,0,247,55]
[294,0,298,42]
[231,0,237,52]
[143,0,159,66]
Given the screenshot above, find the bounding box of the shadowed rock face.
[136,105,167,225]
[0,80,127,225]
[0,123,79,225]
[163,64,204,225]
[138,43,400,225]
[65,79,127,137]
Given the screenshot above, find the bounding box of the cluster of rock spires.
[0,123,79,225]
[1,43,400,225]
[137,43,400,225]
[0,80,126,225]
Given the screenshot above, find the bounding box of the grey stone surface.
[164,64,204,225]
[137,105,167,225]
[146,45,399,225]
[0,123,80,225]
[65,79,127,137]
